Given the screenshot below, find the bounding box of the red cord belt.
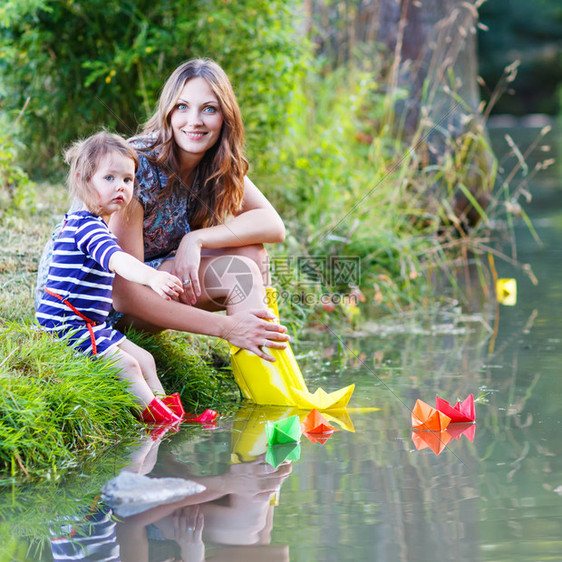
[44,288,99,355]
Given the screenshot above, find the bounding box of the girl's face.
[170,77,224,166]
[89,151,135,222]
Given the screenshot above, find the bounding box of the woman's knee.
[200,253,266,307]
[232,244,270,285]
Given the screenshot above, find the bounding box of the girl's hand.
[148,270,184,300]
[223,309,289,361]
[174,232,202,305]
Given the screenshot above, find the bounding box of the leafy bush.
[0,0,310,173]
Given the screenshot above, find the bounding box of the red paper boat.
[184,409,218,426]
[435,394,475,423]
[411,399,451,431]
[411,430,452,455]
[302,409,337,434]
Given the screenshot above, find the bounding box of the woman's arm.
[108,200,288,359]
[179,177,285,252]
[173,177,285,300]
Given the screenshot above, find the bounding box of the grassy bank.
[0,184,238,483]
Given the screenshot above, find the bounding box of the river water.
[1,124,560,561]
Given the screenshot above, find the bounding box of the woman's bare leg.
[112,246,289,359]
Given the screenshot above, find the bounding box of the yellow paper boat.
[229,288,355,409]
[496,278,517,306]
[289,384,355,411]
[230,343,355,409]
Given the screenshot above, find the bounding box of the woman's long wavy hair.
[140,59,248,230]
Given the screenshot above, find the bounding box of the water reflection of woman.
[115,456,291,562]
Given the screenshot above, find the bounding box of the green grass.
[0,322,139,483]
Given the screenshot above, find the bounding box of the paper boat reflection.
[411,430,452,455]
[230,404,359,464]
[265,442,301,468]
[445,422,476,442]
[411,423,476,455]
[304,432,334,445]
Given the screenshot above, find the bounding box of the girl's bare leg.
[108,341,163,407]
[118,338,165,396]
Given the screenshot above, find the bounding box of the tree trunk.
[308,0,495,229]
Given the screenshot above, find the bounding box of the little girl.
[36,131,186,424]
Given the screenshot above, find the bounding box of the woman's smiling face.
[171,77,224,164]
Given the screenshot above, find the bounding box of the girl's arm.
[108,251,183,300]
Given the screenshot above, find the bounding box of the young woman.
[108,58,289,360]
[36,131,185,423]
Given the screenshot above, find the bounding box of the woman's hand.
[174,232,203,305]
[225,456,293,496]
[172,505,205,562]
[222,309,289,361]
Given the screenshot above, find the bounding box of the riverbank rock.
[101,471,205,517]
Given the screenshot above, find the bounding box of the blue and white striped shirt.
[36,211,122,329]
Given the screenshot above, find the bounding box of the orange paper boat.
[435,394,475,423]
[411,399,451,431]
[411,430,453,455]
[301,409,337,434]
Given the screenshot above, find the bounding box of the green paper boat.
[265,414,301,445]
[265,443,301,468]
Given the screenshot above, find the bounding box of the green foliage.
[0,109,36,215]
[252,61,439,319]
[253,52,538,323]
[0,0,310,173]
[0,322,139,483]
